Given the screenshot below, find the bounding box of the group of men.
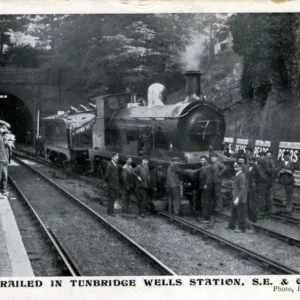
[103,146,296,230]
[226,146,295,233]
[0,120,15,199]
[103,152,228,219]
[104,153,157,217]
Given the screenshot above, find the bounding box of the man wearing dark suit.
[133,156,151,217]
[150,165,166,199]
[122,157,137,214]
[104,153,119,216]
[256,152,273,216]
[165,157,188,216]
[278,151,295,215]
[227,162,248,233]
[247,157,259,222]
[198,156,213,223]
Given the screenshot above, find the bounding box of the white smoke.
[180,32,209,72]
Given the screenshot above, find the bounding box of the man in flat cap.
[277,151,295,215]
[165,157,188,216]
[0,121,9,198]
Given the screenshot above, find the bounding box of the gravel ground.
[7,183,63,276]
[185,214,300,273]
[26,160,269,275]
[9,161,162,276]
[254,217,300,240]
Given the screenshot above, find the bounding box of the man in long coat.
[104,153,120,216]
[133,156,151,217]
[122,157,137,214]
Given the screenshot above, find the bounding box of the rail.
[8,175,83,276]
[159,211,298,275]
[217,211,300,247]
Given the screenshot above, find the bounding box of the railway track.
[159,211,298,275]
[10,155,176,276]
[273,197,300,211]
[13,149,105,189]
[14,148,300,248]
[268,211,300,225]
[8,177,83,276]
[218,212,300,247]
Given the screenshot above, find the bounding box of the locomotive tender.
[42,108,95,169]
[42,71,226,175]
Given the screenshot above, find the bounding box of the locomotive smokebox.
[184,70,202,102]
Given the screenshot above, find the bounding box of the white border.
[0,0,300,14]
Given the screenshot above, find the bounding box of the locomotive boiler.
[89,71,226,174]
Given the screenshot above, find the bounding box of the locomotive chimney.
[184,70,202,102]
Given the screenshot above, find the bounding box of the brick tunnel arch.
[0,93,34,143]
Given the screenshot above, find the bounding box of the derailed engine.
[90,71,226,165]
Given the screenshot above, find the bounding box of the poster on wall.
[235,138,248,153]
[223,137,234,153]
[253,140,271,157]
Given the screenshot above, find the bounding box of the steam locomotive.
[42,71,226,176]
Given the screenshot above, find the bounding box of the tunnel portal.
[0,94,34,143]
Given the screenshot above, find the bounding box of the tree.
[0,15,31,65]
[229,13,296,105]
[4,45,40,68]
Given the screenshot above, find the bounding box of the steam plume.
[180,33,208,72]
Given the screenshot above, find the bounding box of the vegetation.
[3,13,300,108]
[229,13,297,105]
[33,14,228,98]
